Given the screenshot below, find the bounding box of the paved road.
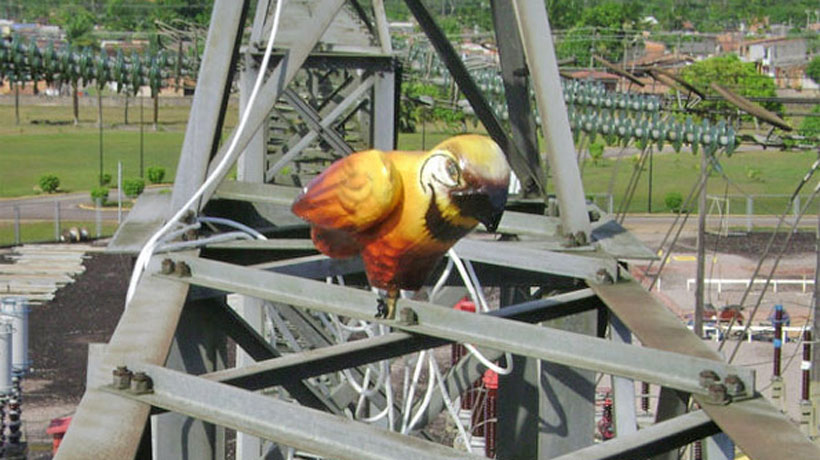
[622,213,817,233]
[0,191,129,221]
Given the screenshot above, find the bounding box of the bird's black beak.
[451,183,508,233]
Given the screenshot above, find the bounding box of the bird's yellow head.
[419,135,511,232]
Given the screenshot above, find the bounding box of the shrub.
[123,178,145,198]
[101,173,112,186]
[90,186,109,204]
[746,167,764,182]
[147,166,166,184]
[665,192,684,213]
[38,174,60,193]
[588,140,605,166]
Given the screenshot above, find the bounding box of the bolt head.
[398,307,418,326]
[131,372,153,394]
[596,269,614,284]
[699,370,720,387]
[160,259,175,275]
[112,366,133,389]
[174,261,191,277]
[707,383,729,405]
[723,374,745,396]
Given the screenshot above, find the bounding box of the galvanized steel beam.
[171,0,250,214]
[56,256,193,459]
[510,0,591,240]
[592,278,820,459]
[610,315,638,437]
[490,0,543,197]
[104,362,487,460]
[454,239,618,282]
[281,88,354,156]
[158,256,755,397]
[265,75,376,181]
[200,298,341,412]
[551,410,719,460]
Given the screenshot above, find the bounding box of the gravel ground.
[23,252,131,455]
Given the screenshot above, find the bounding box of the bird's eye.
[446,160,460,183]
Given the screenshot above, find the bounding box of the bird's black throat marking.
[425,189,472,241]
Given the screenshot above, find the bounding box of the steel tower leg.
[537,309,597,456]
[154,298,228,460]
[611,315,638,436]
[490,0,543,198]
[510,0,591,240]
[236,8,268,455]
[170,0,250,214]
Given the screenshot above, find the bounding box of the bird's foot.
[375,298,388,319]
[375,295,397,320]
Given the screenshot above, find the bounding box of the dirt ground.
[13,226,820,456]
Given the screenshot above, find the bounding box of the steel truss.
[57,1,819,459]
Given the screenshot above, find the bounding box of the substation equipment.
[56,1,820,459]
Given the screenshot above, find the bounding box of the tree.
[56,5,96,49]
[679,54,782,118]
[555,1,643,65]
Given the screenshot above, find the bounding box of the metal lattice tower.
[56,1,819,459]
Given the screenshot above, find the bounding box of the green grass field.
[0,102,815,215]
[0,103,237,197]
[576,149,817,214]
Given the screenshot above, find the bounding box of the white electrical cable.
[125,0,286,304]
[429,258,454,301]
[463,259,489,312]
[400,350,427,432]
[198,216,268,240]
[155,231,253,253]
[447,248,482,305]
[429,353,473,453]
[448,248,514,376]
[403,354,436,433]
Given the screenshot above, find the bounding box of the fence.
[588,192,813,227]
[707,194,815,232]
[0,198,122,247]
[686,278,815,294]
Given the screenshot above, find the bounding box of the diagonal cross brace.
[281,87,354,156]
[265,75,376,181]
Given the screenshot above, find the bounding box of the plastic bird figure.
[292,134,511,319]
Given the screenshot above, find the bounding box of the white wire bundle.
[290,247,513,453]
[125,0,285,304]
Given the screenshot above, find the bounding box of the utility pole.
[694,151,708,338]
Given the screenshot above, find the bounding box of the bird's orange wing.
[292,149,403,233]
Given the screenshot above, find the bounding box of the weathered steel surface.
[56,256,192,459]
